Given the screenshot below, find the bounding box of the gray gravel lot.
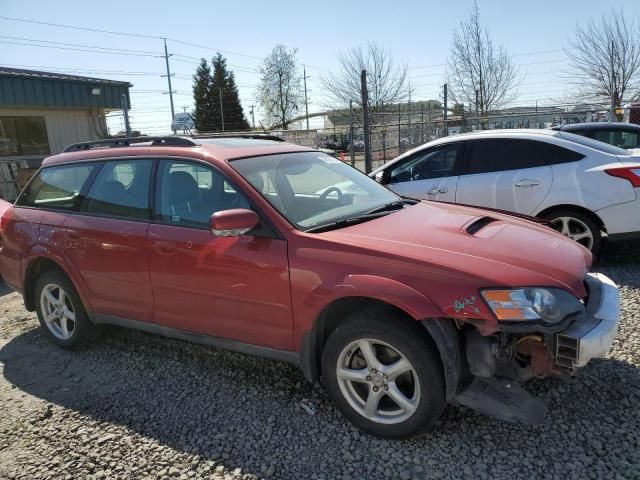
[1,241,640,480]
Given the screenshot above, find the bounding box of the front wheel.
[543,209,602,255]
[322,309,445,438]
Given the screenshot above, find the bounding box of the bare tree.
[257,45,302,129]
[567,10,640,110]
[321,42,408,112]
[447,1,518,116]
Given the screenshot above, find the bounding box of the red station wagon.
[0,135,620,437]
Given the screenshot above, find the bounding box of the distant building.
[0,67,131,199]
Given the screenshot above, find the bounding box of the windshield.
[231,151,400,230]
[556,131,631,156]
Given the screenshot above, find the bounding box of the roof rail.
[63,136,198,152]
[190,133,285,142]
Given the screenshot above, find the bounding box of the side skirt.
[92,313,302,370]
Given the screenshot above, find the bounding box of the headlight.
[481,288,583,324]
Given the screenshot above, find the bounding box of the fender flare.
[298,275,457,383]
[421,318,463,401]
[23,245,94,313]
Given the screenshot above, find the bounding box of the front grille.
[556,334,579,369]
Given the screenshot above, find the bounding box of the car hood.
[323,201,591,297]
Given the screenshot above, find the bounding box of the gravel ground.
[1,241,640,480]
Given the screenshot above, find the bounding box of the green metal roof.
[0,67,131,110]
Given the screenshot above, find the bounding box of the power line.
[0,15,161,38]
[0,40,159,57]
[1,64,175,76]
[0,35,161,55]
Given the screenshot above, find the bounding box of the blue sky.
[1,0,639,134]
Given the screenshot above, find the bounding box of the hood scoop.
[466,216,499,235]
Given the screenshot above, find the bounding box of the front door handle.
[427,187,448,195]
[153,241,176,255]
[515,179,540,188]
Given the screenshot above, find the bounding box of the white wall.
[0,107,108,200]
[0,107,108,159]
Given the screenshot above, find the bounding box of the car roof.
[369,128,589,176]
[43,136,315,167]
[552,122,640,132]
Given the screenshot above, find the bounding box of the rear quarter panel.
[0,207,42,289]
[533,153,636,215]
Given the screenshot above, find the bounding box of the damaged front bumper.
[454,272,620,425]
[555,272,620,369]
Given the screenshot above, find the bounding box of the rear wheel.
[35,270,98,348]
[543,209,602,255]
[322,308,445,438]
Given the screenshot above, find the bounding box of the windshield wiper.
[304,200,417,234]
[304,211,393,233]
[362,199,417,216]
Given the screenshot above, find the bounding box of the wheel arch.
[299,296,463,400]
[535,204,606,232]
[23,255,91,314]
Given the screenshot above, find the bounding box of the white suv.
[371,129,640,254]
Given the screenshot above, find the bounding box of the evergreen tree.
[210,53,250,131]
[192,59,214,131]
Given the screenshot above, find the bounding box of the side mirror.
[374,171,387,185]
[210,209,259,237]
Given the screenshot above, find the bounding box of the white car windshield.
[231,151,401,230]
[557,131,631,156]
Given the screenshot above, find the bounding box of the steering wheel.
[319,186,343,202]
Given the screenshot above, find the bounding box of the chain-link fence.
[273,103,612,173]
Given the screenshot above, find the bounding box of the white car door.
[455,138,553,215]
[382,143,461,202]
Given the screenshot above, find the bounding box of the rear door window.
[83,159,153,220]
[462,139,546,175]
[17,163,96,210]
[533,141,584,164]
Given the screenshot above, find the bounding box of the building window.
[0,116,50,157]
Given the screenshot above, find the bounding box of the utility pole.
[249,105,256,130]
[332,109,336,137]
[219,88,225,132]
[349,100,355,166]
[397,103,401,154]
[475,89,480,130]
[162,38,176,134]
[120,93,131,137]
[408,88,412,149]
[610,39,616,122]
[443,83,448,137]
[361,70,372,174]
[303,65,310,130]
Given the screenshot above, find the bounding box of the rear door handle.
[427,187,448,195]
[515,179,540,187]
[67,232,81,240]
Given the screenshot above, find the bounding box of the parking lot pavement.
[0,242,639,480]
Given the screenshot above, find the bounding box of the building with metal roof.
[0,67,131,199]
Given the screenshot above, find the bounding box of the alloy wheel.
[336,338,421,424]
[550,216,594,250]
[40,283,76,340]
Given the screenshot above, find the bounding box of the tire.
[35,269,98,348]
[542,209,602,255]
[322,307,445,438]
